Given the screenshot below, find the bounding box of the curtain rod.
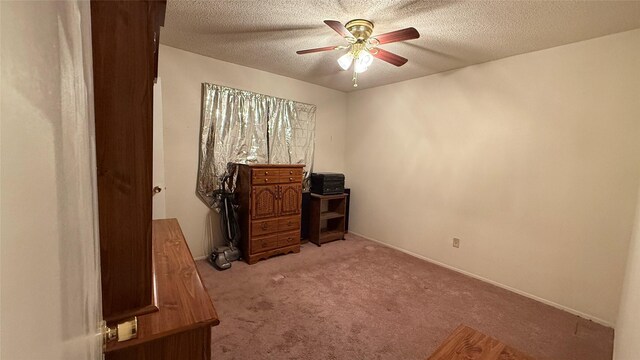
[202,82,317,109]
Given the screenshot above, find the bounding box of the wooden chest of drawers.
[236,164,304,264]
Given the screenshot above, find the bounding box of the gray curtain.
[197,83,316,208]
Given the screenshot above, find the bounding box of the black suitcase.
[311,173,345,195]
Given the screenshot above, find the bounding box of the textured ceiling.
[161,1,640,92]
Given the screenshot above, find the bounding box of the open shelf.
[311,193,346,200]
[320,211,344,221]
[309,193,347,246]
[319,229,344,243]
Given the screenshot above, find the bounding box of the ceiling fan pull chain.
[352,71,358,87]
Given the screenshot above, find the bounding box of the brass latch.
[102,317,138,345]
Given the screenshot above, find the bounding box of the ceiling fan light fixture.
[354,51,374,73]
[337,52,354,70]
[296,19,419,88]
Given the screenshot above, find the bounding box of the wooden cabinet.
[91,0,166,323]
[309,193,347,246]
[236,164,305,264]
[91,1,219,358]
[280,183,303,216]
[251,185,279,219]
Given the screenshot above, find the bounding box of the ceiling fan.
[296,19,420,87]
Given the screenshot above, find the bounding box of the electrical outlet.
[453,238,460,248]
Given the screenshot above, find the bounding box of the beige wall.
[345,29,640,326]
[158,45,347,257]
[1,1,102,359]
[615,188,640,358]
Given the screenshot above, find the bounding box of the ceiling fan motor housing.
[345,19,374,41]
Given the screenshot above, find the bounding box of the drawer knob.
[261,223,268,230]
[265,171,269,175]
[264,178,268,182]
[289,170,293,175]
[289,177,293,181]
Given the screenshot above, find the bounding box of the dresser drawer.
[252,218,279,237]
[251,234,279,254]
[278,230,300,247]
[279,168,303,183]
[278,215,300,232]
[252,175,280,185]
[251,168,280,184]
[280,168,303,176]
[280,175,303,183]
[252,168,277,177]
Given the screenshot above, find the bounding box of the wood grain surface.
[237,164,304,264]
[309,193,347,246]
[91,0,158,321]
[428,325,534,360]
[106,328,211,360]
[105,219,219,353]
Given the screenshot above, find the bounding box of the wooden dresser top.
[237,163,305,168]
[105,218,219,352]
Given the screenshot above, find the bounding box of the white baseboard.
[193,255,208,261]
[348,231,614,328]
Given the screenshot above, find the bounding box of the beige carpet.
[196,234,613,360]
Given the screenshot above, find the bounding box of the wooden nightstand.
[309,193,348,246]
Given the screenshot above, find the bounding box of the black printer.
[310,172,345,195]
